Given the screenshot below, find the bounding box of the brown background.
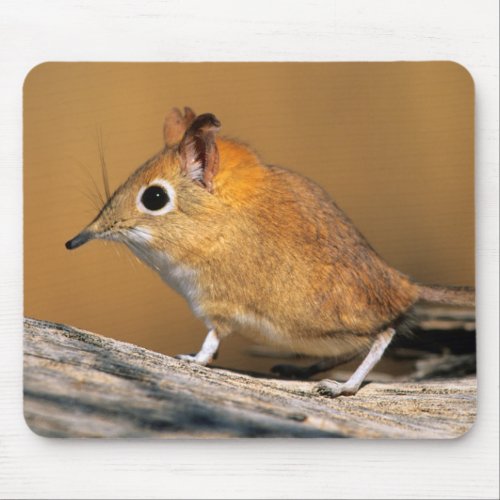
[24,62,474,373]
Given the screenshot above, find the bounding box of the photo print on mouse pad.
[23,62,475,438]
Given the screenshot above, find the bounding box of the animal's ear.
[163,106,196,147]
[179,113,221,193]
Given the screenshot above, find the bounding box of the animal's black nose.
[65,231,91,250]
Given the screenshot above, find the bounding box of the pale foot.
[314,380,359,398]
[175,353,211,366]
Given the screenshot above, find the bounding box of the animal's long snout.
[65,230,92,250]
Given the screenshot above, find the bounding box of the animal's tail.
[417,284,475,307]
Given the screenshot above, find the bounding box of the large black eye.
[141,185,169,211]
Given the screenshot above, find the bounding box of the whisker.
[111,240,125,265]
[75,186,102,212]
[70,155,105,207]
[121,237,152,270]
[119,242,141,271]
[97,127,111,202]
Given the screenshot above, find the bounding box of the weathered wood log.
[24,314,476,439]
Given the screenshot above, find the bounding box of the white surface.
[1,0,498,498]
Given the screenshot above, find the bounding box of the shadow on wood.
[23,313,476,439]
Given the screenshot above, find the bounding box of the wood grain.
[24,317,476,439]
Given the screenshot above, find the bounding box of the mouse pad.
[23,62,475,438]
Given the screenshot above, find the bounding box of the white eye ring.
[136,179,176,216]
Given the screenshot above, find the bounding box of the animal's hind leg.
[271,351,360,380]
[315,327,396,398]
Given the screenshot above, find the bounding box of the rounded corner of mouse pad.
[23,61,476,439]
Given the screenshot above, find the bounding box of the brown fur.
[69,108,472,360]
[418,284,475,307]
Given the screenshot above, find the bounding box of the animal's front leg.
[176,329,220,366]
